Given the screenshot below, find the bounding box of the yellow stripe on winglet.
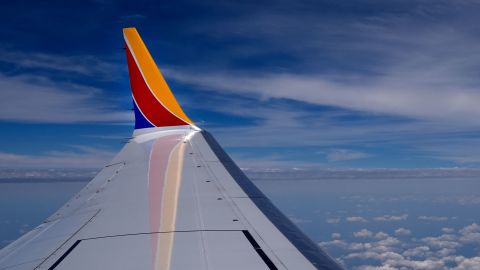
[123,27,193,125]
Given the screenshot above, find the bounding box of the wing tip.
[122,27,137,34]
[123,27,195,130]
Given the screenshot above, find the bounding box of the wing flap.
[0,210,99,270]
[49,231,271,270]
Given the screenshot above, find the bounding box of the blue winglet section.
[133,101,154,129]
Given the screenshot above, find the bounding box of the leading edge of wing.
[200,131,344,270]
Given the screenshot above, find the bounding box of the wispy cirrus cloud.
[418,216,449,222]
[1,0,480,168]
[0,74,132,123]
[168,73,480,166]
[0,168,97,181]
[0,45,131,124]
[374,214,408,222]
[0,48,120,80]
[168,68,480,126]
[326,149,371,162]
[169,0,480,127]
[0,146,116,168]
[156,0,480,167]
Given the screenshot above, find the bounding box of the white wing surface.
[0,28,343,270]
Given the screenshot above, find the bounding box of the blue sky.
[1,0,480,169]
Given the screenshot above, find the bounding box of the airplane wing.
[0,28,343,270]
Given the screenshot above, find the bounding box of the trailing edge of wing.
[123,27,194,130]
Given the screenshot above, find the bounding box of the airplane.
[0,28,343,270]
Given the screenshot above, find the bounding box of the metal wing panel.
[175,149,245,231]
[0,210,99,270]
[192,131,343,270]
[0,128,342,270]
[0,128,187,270]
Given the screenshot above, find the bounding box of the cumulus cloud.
[402,246,431,258]
[458,223,480,244]
[421,234,459,250]
[442,227,455,234]
[354,229,374,238]
[394,228,411,236]
[459,223,480,235]
[418,216,449,221]
[374,232,390,239]
[331,233,342,239]
[320,223,480,269]
[452,256,480,270]
[346,216,368,223]
[319,239,348,249]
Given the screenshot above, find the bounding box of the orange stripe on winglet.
[123,27,193,126]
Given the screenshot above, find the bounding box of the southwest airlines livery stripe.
[148,134,186,270]
[132,100,154,129]
[124,27,193,129]
[126,47,188,127]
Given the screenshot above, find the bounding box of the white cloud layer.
[394,228,411,236]
[320,223,480,270]
[374,214,408,222]
[354,229,374,238]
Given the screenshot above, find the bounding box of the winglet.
[123,27,194,130]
